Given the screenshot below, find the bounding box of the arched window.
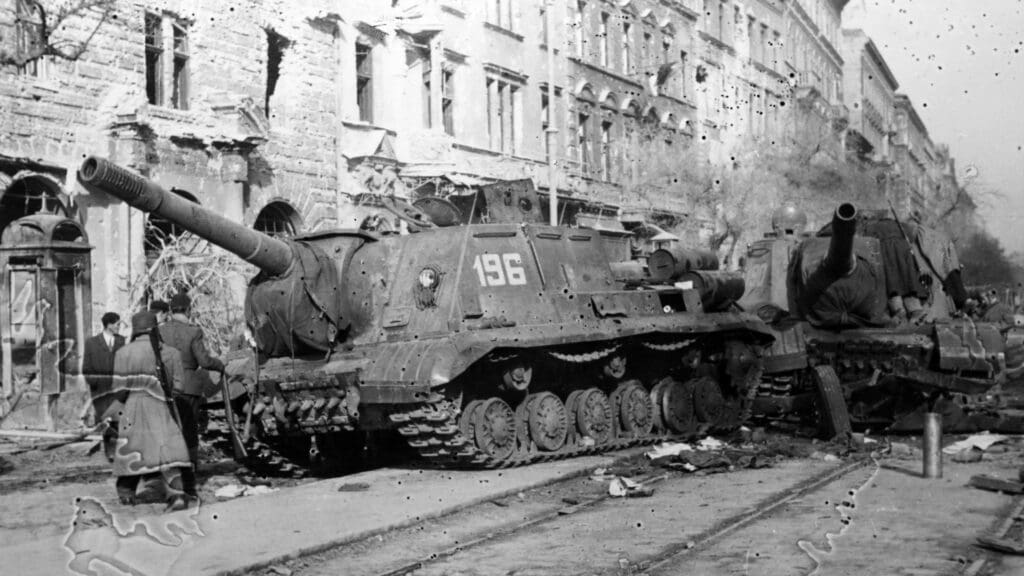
[0,173,67,242]
[144,188,199,259]
[254,201,302,238]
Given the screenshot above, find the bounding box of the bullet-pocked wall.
[0,0,342,333]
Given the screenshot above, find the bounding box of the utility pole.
[546,0,559,226]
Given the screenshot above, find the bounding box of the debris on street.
[969,475,1024,495]
[214,483,278,500]
[942,433,1010,455]
[608,476,654,498]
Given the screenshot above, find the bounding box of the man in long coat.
[82,312,125,460]
[109,311,191,510]
[160,293,225,497]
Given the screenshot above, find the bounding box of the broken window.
[171,21,190,110]
[144,12,163,105]
[264,28,289,122]
[144,13,189,110]
[356,43,374,122]
[14,0,44,76]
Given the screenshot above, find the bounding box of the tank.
[740,202,1024,434]
[78,157,773,469]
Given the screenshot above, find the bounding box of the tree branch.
[0,0,114,68]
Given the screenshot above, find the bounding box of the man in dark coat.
[81,312,126,461]
[159,293,225,497]
[110,311,190,510]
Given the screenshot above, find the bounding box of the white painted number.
[503,253,526,285]
[473,253,527,287]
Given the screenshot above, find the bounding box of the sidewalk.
[5,453,621,576]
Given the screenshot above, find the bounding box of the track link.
[390,400,669,468]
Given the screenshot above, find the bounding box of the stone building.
[892,93,938,214]
[839,28,898,163]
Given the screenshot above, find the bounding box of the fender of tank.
[78,157,774,468]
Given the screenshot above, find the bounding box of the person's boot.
[116,476,139,506]
[182,466,198,499]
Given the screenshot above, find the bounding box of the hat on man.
[169,293,191,312]
[131,311,158,336]
[149,300,169,313]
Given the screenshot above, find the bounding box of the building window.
[144,12,163,106]
[717,1,725,40]
[356,43,374,122]
[541,90,551,161]
[599,12,609,67]
[622,21,632,74]
[577,110,591,171]
[540,3,549,45]
[574,1,587,59]
[600,120,612,181]
[254,202,300,238]
[171,21,190,110]
[442,68,455,136]
[488,0,515,31]
[679,50,688,99]
[14,0,44,76]
[487,77,520,154]
[144,13,189,110]
[642,30,653,72]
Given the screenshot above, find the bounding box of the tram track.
[289,448,875,576]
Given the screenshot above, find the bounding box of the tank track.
[389,343,765,469]
[203,405,306,477]
[389,400,671,469]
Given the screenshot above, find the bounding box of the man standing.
[159,293,224,497]
[81,312,125,461]
[149,300,170,324]
[111,311,190,510]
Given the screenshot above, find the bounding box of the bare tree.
[0,0,114,68]
[124,232,252,356]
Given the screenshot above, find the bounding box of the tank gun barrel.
[826,203,857,276]
[77,157,293,276]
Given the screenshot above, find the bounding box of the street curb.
[212,448,647,576]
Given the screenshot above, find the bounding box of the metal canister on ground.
[922,412,943,479]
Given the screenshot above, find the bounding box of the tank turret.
[791,203,886,328]
[78,157,355,355]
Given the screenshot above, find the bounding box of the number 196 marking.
[472,252,527,287]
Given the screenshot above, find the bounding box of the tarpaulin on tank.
[792,237,887,328]
[246,241,351,355]
[820,211,927,300]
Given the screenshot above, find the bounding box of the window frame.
[356,42,374,123]
[144,11,164,106]
[171,20,190,111]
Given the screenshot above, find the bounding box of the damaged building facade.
[0,0,968,427]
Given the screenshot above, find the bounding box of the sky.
[845,0,1024,254]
